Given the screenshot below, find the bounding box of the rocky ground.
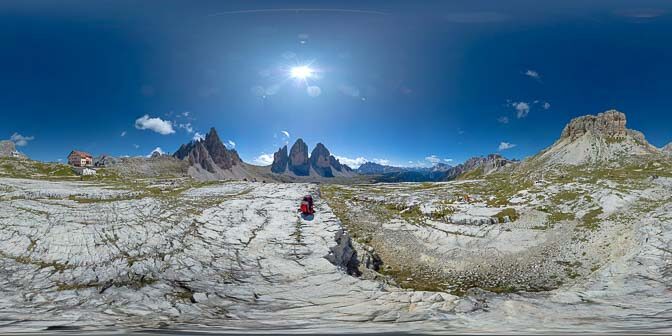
[1,163,672,333]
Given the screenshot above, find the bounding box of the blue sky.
[2,0,672,167]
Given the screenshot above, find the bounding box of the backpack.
[300,201,311,214]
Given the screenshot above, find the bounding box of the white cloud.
[444,158,453,162]
[524,69,540,79]
[425,155,441,164]
[511,102,530,118]
[227,140,236,148]
[10,133,34,147]
[254,153,274,165]
[499,142,517,151]
[543,101,551,110]
[497,116,509,124]
[147,147,166,157]
[192,132,205,142]
[373,158,390,165]
[133,144,140,149]
[182,112,190,117]
[281,130,290,138]
[134,115,175,135]
[334,156,368,168]
[120,131,127,137]
[177,122,194,133]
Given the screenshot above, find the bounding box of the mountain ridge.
[269,139,354,178]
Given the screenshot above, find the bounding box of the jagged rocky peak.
[271,145,288,173]
[310,143,334,177]
[270,139,352,177]
[329,155,350,172]
[289,138,310,176]
[561,110,629,140]
[173,127,241,173]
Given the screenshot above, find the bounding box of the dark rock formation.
[93,155,119,167]
[329,155,351,172]
[310,143,334,177]
[270,139,353,177]
[173,128,241,173]
[288,139,310,176]
[271,145,288,173]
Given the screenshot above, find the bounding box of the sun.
[290,65,314,80]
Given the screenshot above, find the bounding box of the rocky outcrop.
[173,128,241,173]
[663,143,672,155]
[288,139,310,176]
[93,155,119,167]
[533,110,659,166]
[271,145,288,173]
[561,110,628,140]
[0,141,26,159]
[325,230,361,276]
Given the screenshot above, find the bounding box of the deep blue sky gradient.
[2,0,672,166]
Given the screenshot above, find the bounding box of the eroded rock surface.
[0,179,462,333]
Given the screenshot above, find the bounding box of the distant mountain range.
[9,109,666,183]
[364,154,516,183]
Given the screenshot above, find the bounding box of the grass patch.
[493,208,519,223]
[578,207,603,231]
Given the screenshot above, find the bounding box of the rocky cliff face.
[561,110,628,140]
[310,143,335,177]
[271,145,288,173]
[288,139,310,176]
[173,128,241,174]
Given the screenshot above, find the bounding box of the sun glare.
[290,65,313,80]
